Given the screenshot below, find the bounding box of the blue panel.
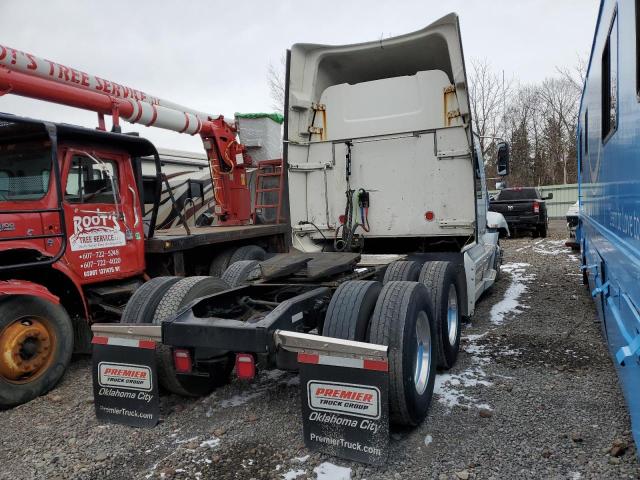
[579,0,640,453]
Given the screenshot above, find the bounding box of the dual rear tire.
[209,245,266,278]
[419,261,461,369]
[323,259,462,426]
[322,279,437,426]
[122,276,233,397]
[384,260,462,369]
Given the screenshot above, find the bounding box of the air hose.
[358,188,370,232]
[334,142,371,251]
[334,189,355,251]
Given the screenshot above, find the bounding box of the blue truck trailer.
[579,0,640,450]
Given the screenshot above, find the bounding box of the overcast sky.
[0,0,599,152]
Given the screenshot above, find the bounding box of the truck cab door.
[61,149,145,282]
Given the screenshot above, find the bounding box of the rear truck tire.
[493,244,502,283]
[368,281,436,427]
[0,296,73,408]
[383,261,421,284]
[120,276,181,324]
[229,245,267,265]
[539,224,548,238]
[419,261,461,369]
[322,281,382,341]
[153,276,232,396]
[221,260,261,287]
[209,248,238,277]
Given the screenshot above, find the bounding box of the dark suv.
[489,187,552,237]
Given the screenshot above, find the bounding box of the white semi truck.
[94,12,507,441]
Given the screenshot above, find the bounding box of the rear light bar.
[173,349,192,373]
[235,353,256,380]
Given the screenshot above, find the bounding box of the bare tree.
[267,54,286,112]
[468,58,512,155]
[555,54,588,96]
[539,77,580,184]
[503,85,540,186]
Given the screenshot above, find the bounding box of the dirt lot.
[1,220,639,480]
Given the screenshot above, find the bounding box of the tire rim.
[447,284,459,346]
[0,316,56,384]
[413,311,432,395]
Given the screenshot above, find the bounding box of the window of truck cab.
[0,141,52,201]
[602,9,618,142]
[64,154,120,204]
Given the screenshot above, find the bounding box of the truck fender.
[0,279,60,304]
[52,261,91,320]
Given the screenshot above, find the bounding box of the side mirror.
[496,142,510,177]
[544,192,553,200]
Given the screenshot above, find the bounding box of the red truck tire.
[0,295,73,408]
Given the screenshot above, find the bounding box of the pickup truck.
[489,187,552,237]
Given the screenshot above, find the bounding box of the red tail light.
[235,353,256,380]
[173,349,192,373]
[533,201,540,214]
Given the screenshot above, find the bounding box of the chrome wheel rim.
[447,285,459,346]
[414,311,432,395]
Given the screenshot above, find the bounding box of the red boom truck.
[0,44,288,407]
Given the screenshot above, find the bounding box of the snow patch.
[261,369,287,382]
[424,435,433,446]
[293,455,310,463]
[199,437,221,449]
[313,462,352,480]
[490,262,534,325]
[283,375,301,387]
[283,470,306,480]
[434,365,492,410]
[499,348,522,356]
[175,436,198,444]
[435,332,496,410]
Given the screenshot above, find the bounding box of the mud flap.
[298,351,390,465]
[91,336,160,428]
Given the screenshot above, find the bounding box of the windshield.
[495,188,538,201]
[0,141,52,201]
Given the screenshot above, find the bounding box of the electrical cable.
[298,220,328,252]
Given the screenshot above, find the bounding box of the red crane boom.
[0,44,252,225]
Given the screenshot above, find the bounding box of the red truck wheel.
[0,296,73,408]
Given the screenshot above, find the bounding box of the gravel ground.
[1,220,639,480]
